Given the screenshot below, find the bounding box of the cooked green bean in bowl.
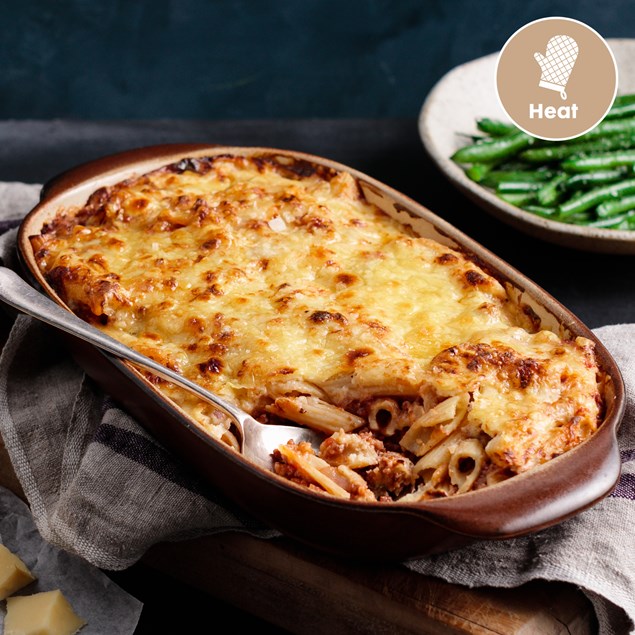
[451,94,635,230]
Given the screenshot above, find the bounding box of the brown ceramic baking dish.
[16,144,625,562]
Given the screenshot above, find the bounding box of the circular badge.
[496,17,617,140]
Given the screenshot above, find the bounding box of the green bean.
[558,179,635,218]
[498,191,537,206]
[563,168,628,191]
[464,154,543,183]
[596,194,635,218]
[496,160,536,171]
[536,173,568,206]
[586,210,635,228]
[612,94,635,107]
[451,131,534,164]
[480,169,554,188]
[497,181,544,194]
[605,102,635,120]
[476,118,518,137]
[603,95,635,120]
[465,163,494,182]
[519,134,635,163]
[464,154,521,182]
[562,149,635,172]
[560,211,594,224]
[579,117,635,140]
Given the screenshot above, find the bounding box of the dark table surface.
[0,118,632,632]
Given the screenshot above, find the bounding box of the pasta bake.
[30,153,603,503]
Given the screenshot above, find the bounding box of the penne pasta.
[399,394,469,457]
[277,445,350,499]
[265,396,365,433]
[266,379,328,400]
[412,430,464,475]
[367,398,402,436]
[448,438,486,494]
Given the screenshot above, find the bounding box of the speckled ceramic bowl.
[419,39,635,254]
[15,144,625,562]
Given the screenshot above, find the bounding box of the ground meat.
[272,450,313,488]
[319,429,383,469]
[365,451,415,499]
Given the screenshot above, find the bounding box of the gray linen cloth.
[0,183,633,634]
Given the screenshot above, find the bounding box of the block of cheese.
[4,589,86,635]
[0,543,35,600]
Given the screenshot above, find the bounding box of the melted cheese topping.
[31,154,602,495]
[426,327,600,472]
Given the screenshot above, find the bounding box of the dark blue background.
[2,0,631,119]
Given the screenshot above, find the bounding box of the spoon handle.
[0,267,247,426]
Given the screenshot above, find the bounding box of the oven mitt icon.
[534,35,578,100]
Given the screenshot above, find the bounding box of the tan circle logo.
[496,17,617,140]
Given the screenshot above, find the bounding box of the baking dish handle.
[39,143,217,202]
[414,410,623,539]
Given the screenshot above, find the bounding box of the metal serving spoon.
[0,267,323,470]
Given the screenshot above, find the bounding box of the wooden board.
[142,533,597,635]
